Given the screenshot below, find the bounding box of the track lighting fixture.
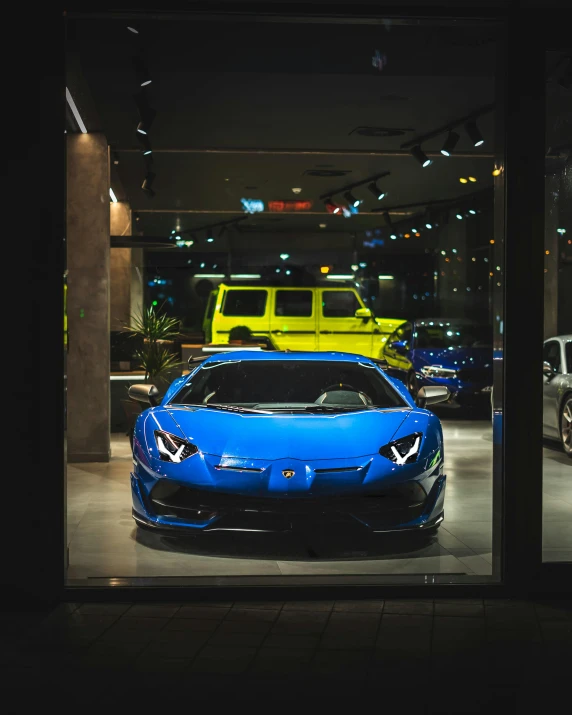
[137,132,153,155]
[112,151,120,165]
[465,120,484,147]
[324,199,341,214]
[411,145,432,167]
[368,182,386,201]
[440,130,460,156]
[383,211,393,229]
[141,172,156,197]
[344,190,360,208]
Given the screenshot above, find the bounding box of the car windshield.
[170,360,406,412]
[414,323,492,349]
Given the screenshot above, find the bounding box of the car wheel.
[407,371,419,403]
[561,396,572,457]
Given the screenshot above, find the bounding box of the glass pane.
[276,290,313,316]
[65,15,500,586]
[543,51,572,562]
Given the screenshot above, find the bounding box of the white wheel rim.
[562,399,572,452]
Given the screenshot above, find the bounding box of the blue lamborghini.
[128,351,449,536]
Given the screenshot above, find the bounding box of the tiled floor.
[2,598,571,707]
[66,419,571,583]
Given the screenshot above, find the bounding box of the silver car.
[543,335,572,457]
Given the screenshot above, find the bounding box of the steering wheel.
[321,383,357,393]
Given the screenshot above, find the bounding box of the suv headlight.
[420,366,458,378]
[379,432,422,465]
[154,430,198,463]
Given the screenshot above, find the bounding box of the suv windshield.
[170,360,406,412]
[414,323,492,349]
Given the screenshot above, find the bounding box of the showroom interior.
[62,11,571,588]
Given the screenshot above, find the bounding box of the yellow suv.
[202,283,402,358]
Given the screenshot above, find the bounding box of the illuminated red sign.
[268,200,313,212]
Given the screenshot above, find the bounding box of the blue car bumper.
[130,464,446,535]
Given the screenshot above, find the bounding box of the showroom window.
[223,289,268,317]
[322,291,360,318]
[275,290,313,317]
[63,12,512,588]
[542,50,572,563]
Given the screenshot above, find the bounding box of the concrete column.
[110,203,144,328]
[67,133,110,462]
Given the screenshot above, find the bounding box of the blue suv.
[382,318,493,409]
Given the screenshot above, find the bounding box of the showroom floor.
[66,419,571,584]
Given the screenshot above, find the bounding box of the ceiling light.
[136,121,148,135]
[492,168,501,176]
[468,176,477,182]
[230,274,261,279]
[320,266,330,274]
[459,177,468,183]
[441,130,460,156]
[133,54,152,87]
[351,264,359,271]
[327,274,354,280]
[368,182,386,201]
[285,270,291,275]
[411,145,432,167]
[141,172,156,197]
[109,188,118,203]
[344,191,360,208]
[207,237,214,243]
[280,253,290,260]
[378,275,394,280]
[324,199,340,214]
[127,26,139,34]
[456,214,463,220]
[65,87,87,133]
[112,151,120,165]
[465,120,484,146]
[469,209,476,214]
[425,222,433,229]
[194,274,225,279]
[390,234,397,240]
[291,187,302,194]
[319,223,327,228]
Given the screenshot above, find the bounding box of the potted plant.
[228,325,253,344]
[122,303,182,390]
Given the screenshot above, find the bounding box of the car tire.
[407,371,420,403]
[561,395,572,457]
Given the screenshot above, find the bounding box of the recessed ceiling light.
[319,223,327,228]
[291,187,302,194]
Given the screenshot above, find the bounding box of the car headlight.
[379,432,423,465]
[420,365,458,378]
[154,430,198,463]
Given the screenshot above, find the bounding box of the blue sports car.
[382,319,493,408]
[128,351,449,536]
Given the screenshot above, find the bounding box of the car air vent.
[215,465,265,473]
[303,169,352,177]
[349,126,414,137]
[314,466,362,474]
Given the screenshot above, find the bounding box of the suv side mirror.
[543,361,555,379]
[417,385,449,407]
[128,383,160,406]
[355,308,372,321]
[389,339,408,354]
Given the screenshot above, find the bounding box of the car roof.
[200,350,377,365]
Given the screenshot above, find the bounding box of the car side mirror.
[417,385,449,407]
[355,308,372,321]
[389,340,408,354]
[128,383,160,406]
[543,361,555,379]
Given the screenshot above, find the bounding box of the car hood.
[412,346,492,370]
[163,406,413,460]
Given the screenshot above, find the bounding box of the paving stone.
[282,601,334,611]
[190,646,257,674]
[174,605,230,620]
[333,600,384,612]
[271,610,330,634]
[383,600,434,615]
[225,608,279,623]
[249,647,314,675]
